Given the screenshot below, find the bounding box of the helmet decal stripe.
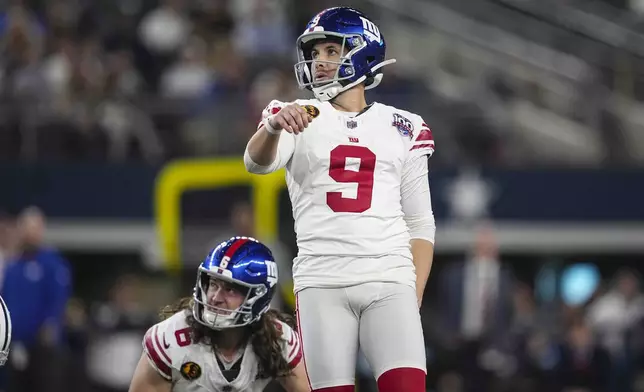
[223,238,250,262]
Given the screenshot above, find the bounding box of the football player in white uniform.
[128,237,310,392]
[0,295,11,366]
[243,7,436,392]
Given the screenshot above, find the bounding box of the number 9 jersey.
[244,99,436,293]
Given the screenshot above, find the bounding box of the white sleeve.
[244,133,295,174]
[401,155,436,243]
[244,99,296,174]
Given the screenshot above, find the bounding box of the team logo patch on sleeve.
[392,113,414,139]
[303,105,320,118]
[180,362,202,381]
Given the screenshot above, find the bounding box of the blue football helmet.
[294,7,396,101]
[192,236,278,330]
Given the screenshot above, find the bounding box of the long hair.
[159,297,297,379]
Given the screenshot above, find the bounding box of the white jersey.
[249,99,435,292]
[142,311,302,392]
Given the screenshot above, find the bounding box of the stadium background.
[1,0,644,391]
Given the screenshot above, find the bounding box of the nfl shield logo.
[346,120,357,129]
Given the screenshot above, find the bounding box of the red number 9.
[326,145,376,213]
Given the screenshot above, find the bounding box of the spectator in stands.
[587,268,644,392]
[160,36,213,99]
[588,269,644,353]
[62,298,90,392]
[437,223,516,392]
[1,206,71,392]
[559,319,611,392]
[0,213,17,291]
[86,274,154,392]
[137,0,191,89]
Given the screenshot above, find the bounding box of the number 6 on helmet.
[0,295,11,366]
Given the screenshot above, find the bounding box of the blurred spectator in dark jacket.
[559,319,611,392]
[587,269,644,392]
[437,224,516,392]
[1,206,71,392]
[86,274,155,392]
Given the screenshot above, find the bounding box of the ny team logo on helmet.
[0,296,11,366]
[294,7,396,101]
[192,236,278,330]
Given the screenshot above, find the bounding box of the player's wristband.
[263,116,282,135]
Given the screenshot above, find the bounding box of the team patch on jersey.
[303,105,320,118]
[180,361,202,381]
[392,113,414,140]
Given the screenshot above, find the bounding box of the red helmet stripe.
[223,238,250,262]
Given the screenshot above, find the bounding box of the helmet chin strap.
[312,81,346,101]
[311,59,397,101]
[203,308,237,329]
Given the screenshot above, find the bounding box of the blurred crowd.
[1,208,644,392]
[419,226,644,392]
[0,0,420,164]
[2,0,644,391]
[0,0,306,162]
[1,0,644,167]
